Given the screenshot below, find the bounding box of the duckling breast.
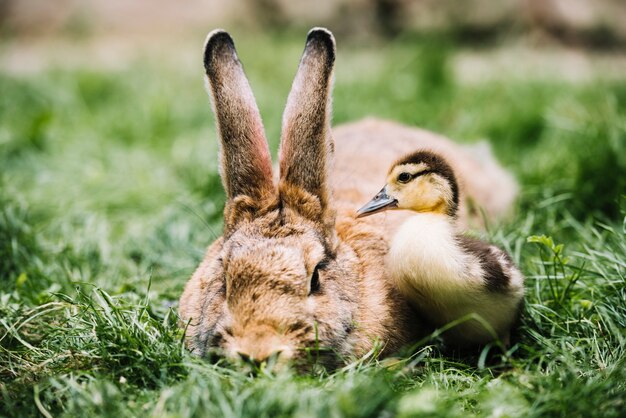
[387,214,525,345]
[387,214,484,301]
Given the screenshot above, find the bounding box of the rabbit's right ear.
[279,28,336,229]
[203,30,274,208]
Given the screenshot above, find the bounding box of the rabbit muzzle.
[227,323,294,367]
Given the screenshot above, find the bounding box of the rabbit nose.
[237,350,283,367]
[237,351,257,366]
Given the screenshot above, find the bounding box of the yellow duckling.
[357,150,524,347]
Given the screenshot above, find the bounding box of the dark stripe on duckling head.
[393,151,459,217]
[456,236,510,292]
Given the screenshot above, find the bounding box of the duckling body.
[389,213,524,346]
[357,151,524,347]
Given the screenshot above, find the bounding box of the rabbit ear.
[279,28,336,223]
[204,30,274,203]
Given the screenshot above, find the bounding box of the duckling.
[356,150,524,347]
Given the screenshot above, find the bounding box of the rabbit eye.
[309,262,325,295]
[397,172,412,183]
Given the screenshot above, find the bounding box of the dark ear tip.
[203,29,236,72]
[306,27,336,62]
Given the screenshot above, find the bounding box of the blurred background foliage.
[2,0,626,47]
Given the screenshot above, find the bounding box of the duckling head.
[356,151,459,218]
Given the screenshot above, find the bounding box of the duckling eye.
[309,262,325,295]
[397,172,412,183]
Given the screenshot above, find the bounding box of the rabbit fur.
[179,28,518,368]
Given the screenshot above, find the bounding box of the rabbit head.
[180,28,367,368]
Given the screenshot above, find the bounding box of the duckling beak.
[356,186,398,218]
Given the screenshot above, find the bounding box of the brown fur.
[203,30,275,236]
[179,28,518,368]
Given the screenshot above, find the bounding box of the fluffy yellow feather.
[357,150,524,347]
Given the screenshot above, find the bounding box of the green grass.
[1,32,625,417]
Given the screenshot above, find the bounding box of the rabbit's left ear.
[204,30,275,205]
[278,28,336,225]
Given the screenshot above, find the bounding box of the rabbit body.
[332,118,517,234]
[179,28,518,368]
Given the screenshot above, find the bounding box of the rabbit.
[178,27,519,368]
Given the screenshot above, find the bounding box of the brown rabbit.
[179,28,518,368]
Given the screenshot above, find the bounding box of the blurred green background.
[1,1,625,417]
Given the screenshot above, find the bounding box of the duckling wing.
[455,235,524,295]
